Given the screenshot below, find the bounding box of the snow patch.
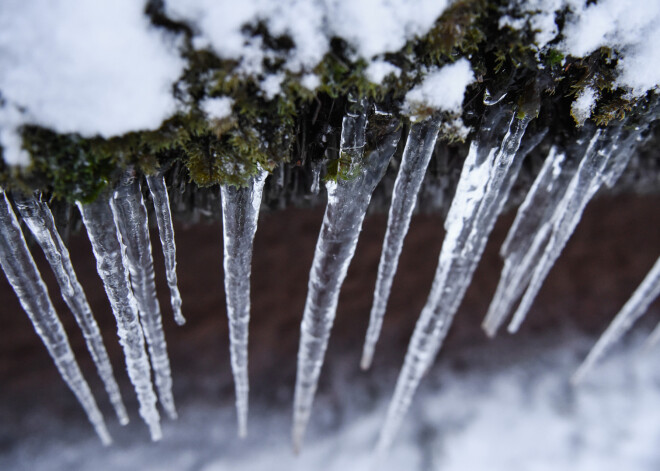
[503,0,660,95]
[571,86,599,126]
[404,59,475,116]
[166,0,451,72]
[365,61,401,84]
[260,74,285,101]
[201,97,235,120]
[561,0,660,95]
[0,0,184,165]
[300,74,321,91]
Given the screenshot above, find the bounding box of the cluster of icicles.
[1,101,659,455]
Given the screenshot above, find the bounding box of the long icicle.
[292,106,401,452]
[0,190,111,444]
[507,129,617,333]
[146,173,186,326]
[361,117,441,370]
[78,195,162,440]
[482,145,577,336]
[573,256,660,383]
[111,170,177,420]
[13,193,129,425]
[376,110,531,454]
[220,167,268,438]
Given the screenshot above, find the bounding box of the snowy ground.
[2,332,660,471]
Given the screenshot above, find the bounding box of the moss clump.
[0,0,654,202]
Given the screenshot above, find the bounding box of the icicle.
[310,160,322,195]
[376,110,532,454]
[220,167,268,438]
[146,174,186,326]
[111,170,177,420]
[482,145,578,337]
[601,126,642,189]
[573,256,660,383]
[361,117,441,370]
[507,129,617,333]
[292,107,401,452]
[78,195,162,440]
[645,316,660,350]
[13,193,129,425]
[0,190,111,444]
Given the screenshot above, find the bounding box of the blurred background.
[0,192,659,470]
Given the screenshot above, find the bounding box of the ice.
[573,256,660,383]
[146,173,186,326]
[482,145,578,337]
[78,195,162,440]
[310,160,322,195]
[220,167,268,438]
[0,189,111,444]
[13,193,128,425]
[601,126,643,189]
[292,108,402,452]
[507,129,619,333]
[361,117,441,370]
[376,109,532,453]
[111,170,177,420]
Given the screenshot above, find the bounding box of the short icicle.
[507,129,618,333]
[376,109,532,455]
[220,167,268,438]
[13,193,129,425]
[78,195,162,440]
[482,145,577,337]
[361,116,441,370]
[573,256,660,383]
[0,190,111,444]
[111,169,177,420]
[292,105,402,452]
[146,173,186,326]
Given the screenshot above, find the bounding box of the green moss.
[1,1,651,202]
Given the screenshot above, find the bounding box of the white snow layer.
[201,97,235,120]
[0,0,183,163]
[365,61,402,84]
[5,332,660,470]
[404,59,475,116]
[166,0,451,73]
[2,0,659,166]
[505,0,660,96]
[562,0,660,96]
[571,86,598,126]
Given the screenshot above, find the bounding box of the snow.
[6,330,660,471]
[562,0,660,95]
[404,59,475,117]
[300,74,321,91]
[167,0,451,74]
[503,0,660,96]
[260,74,285,101]
[0,0,184,164]
[201,97,234,120]
[365,61,401,85]
[571,86,598,127]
